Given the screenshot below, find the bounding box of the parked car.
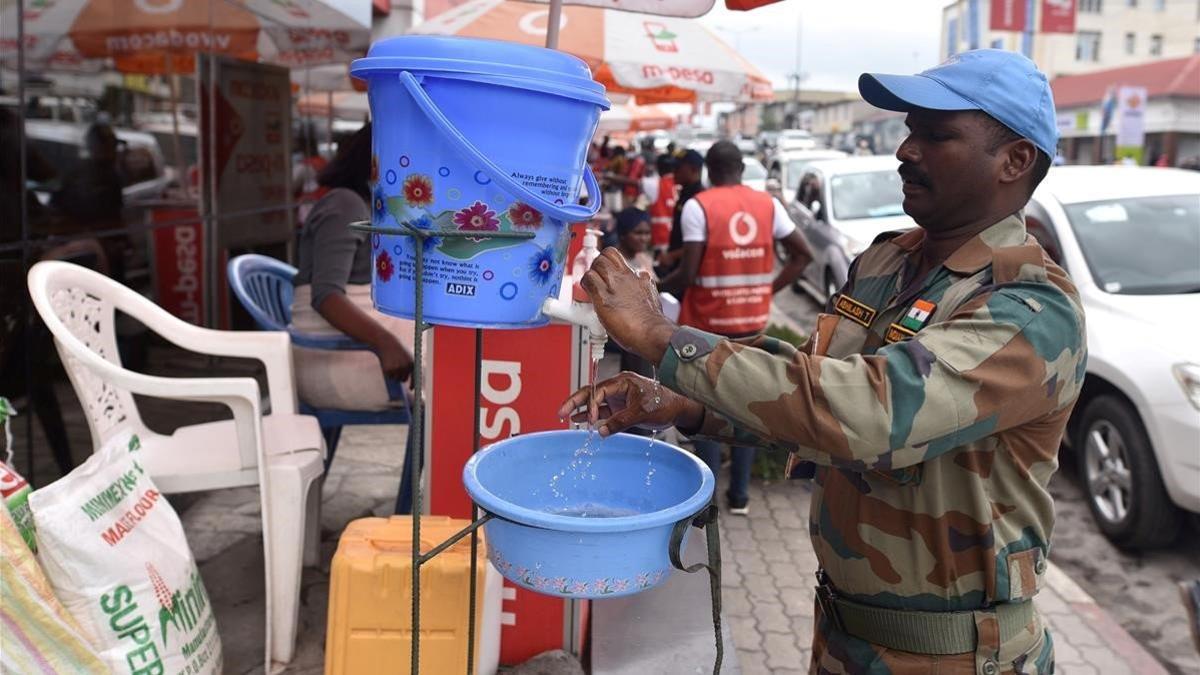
[767,148,849,205]
[1026,166,1200,549]
[777,128,817,152]
[785,155,914,301]
[23,119,173,205]
[734,137,758,157]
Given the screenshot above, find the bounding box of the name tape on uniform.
[884,323,917,344]
[834,294,877,328]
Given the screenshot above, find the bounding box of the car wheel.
[1075,395,1182,549]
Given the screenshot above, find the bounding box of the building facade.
[941,0,1200,78]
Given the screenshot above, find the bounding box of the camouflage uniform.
[657,214,1087,674]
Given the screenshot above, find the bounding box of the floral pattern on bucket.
[410,215,441,254]
[490,550,668,596]
[528,246,555,286]
[508,202,543,229]
[375,250,395,283]
[403,173,434,208]
[373,186,389,223]
[454,201,499,233]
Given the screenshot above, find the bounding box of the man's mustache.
[899,163,931,188]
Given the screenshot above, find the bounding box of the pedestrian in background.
[291,122,415,411]
[659,141,812,514]
[613,206,657,380]
[657,148,705,276]
[648,153,677,259]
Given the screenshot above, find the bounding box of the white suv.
[1027,166,1200,549]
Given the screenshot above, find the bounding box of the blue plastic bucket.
[350,36,610,328]
[463,430,715,598]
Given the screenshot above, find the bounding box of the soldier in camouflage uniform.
[561,50,1086,674]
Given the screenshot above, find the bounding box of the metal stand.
[350,221,532,674]
[348,221,724,675]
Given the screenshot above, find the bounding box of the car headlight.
[1172,363,1200,411]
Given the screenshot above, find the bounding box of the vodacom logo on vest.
[729,211,758,246]
[134,0,182,14]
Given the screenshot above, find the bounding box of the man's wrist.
[639,320,676,364]
[675,401,705,435]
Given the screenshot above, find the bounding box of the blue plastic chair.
[227,254,415,513]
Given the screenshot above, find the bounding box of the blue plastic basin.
[463,430,714,598]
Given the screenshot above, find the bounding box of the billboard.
[990,0,1027,31]
[1041,0,1077,34]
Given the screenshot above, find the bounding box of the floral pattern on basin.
[490,549,668,597]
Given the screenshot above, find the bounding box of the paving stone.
[797,649,813,670]
[723,588,754,617]
[1056,664,1098,675]
[1047,614,1103,648]
[762,632,806,670]
[765,492,794,510]
[744,573,779,603]
[738,550,769,575]
[768,562,809,589]
[737,649,771,675]
[727,529,757,552]
[779,586,815,618]
[758,539,791,563]
[729,615,763,651]
[1052,635,1085,664]
[721,512,751,530]
[750,597,792,635]
[1081,645,1132,674]
[782,534,816,553]
[749,520,781,542]
[721,559,744,589]
[1036,586,1071,616]
[771,510,807,530]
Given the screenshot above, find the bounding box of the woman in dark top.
[291,123,414,410]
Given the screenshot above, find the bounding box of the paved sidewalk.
[717,476,1171,675]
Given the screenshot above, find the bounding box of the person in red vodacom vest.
[649,154,677,259]
[659,141,813,514]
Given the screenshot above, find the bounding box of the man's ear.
[999,139,1038,187]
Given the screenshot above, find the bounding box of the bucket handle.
[399,71,602,224]
[669,502,723,675]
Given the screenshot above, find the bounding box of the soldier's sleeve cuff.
[657,326,724,393]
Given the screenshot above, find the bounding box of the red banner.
[1041,0,1076,33]
[989,0,1026,31]
[151,209,205,326]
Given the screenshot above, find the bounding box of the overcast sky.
[698,0,947,93]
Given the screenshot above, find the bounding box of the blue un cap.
[858,49,1058,158]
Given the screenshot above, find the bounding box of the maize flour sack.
[29,431,223,675]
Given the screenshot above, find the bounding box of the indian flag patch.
[899,299,936,331]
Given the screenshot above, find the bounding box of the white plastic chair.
[27,260,324,672]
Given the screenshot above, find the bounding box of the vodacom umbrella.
[410,0,773,104]
[597,103,674,134]
[1,0,370,74]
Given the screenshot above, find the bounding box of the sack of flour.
[29,430,223,675]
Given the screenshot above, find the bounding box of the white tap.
[541,228,608,363]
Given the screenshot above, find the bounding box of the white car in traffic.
[1027,166,1200,548]
[787,155,916,300]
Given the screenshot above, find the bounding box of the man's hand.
[558,372,705,438]
[582,248,676,363]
